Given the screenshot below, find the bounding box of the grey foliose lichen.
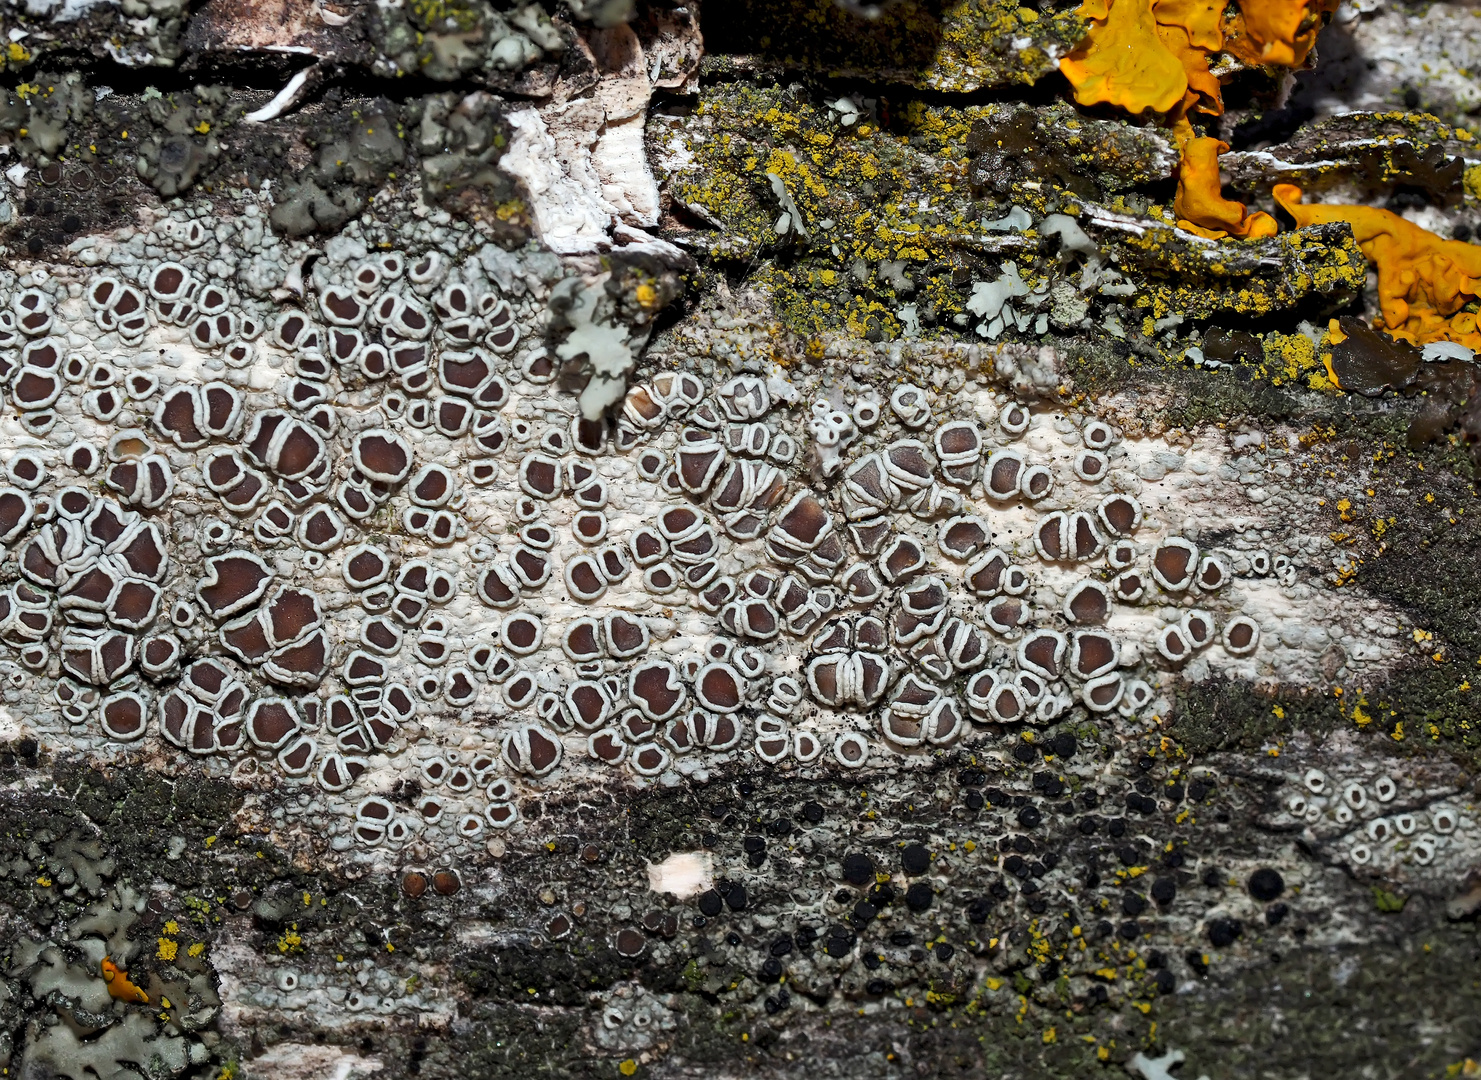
[271,101,406,237]
[6,873,216,1079]
[368,0,566,82]
[0,75,93,160]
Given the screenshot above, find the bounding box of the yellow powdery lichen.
[1264,330,1318,385]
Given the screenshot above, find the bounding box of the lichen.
[1276,182,1481,349]
[0,6,1476,1079]
[1061,0,1198,116]
[1174,137,1279,239]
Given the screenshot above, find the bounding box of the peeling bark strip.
[1,0,1481,1077]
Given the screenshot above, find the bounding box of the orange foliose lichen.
[1154,0,1226,124]
[1060,0,1189,115]
[1154,25,1222,123]
[1226,0,1340,68]
[1154,0,1225,50]
[101,956,150,1003]
[1275,183,1481,348]
[1061,0,1336,131]
[1057,0,1246,140]
[1175,137,1278,239]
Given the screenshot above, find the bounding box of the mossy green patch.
[1372,885,1408,913]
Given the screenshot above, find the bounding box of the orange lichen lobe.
[1227,0,1338,67]
[1059,0,1343,137]
[1154,0,1224,50]
[1061,0,1189,115]
[1275,183,1481,348]
[1060,0,1336,122]
[1155,25,1223,121]
[1175,137,1279,239]
[101,956,150,1003]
